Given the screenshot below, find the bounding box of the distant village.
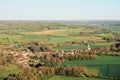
[0,43,120,67]
[0,43,92,66]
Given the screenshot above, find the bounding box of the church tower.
[88,43,91,50]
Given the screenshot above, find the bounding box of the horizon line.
[0,19,120,21]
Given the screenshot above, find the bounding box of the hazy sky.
[0,0,120,20]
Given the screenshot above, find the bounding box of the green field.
[0,27,117,46]
[0,64,21,79]
[62,56,120,78]
[46,75,105,80]
[22,35,73,43]
[21,28,103,43]
[0,28,106,45]
[53,42,117,51]
[104,26,120,32]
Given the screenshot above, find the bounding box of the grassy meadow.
[62,56,120,78]
[0,64,22,79]
[0,23,119,46]
[53,42,117,51]
[0,28,113,47]
[46,75,104,80]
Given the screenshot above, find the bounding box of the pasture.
[46,75,105,80]
[0,64,21,79]
[62,56,120,78]
[104,26,120,32]
[53,42,117,51]
[0,28,106,45]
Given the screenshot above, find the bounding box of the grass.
[104,26,120,32]
[46,75,104,80]
[53,42,117,51]
[21,30,68,36]
[22,35,99,43]
[0,29,103,47]
[53,45,84,51]
[87,67,100,76]
[62,56,120,66]
[0,34,22,45]
[61,56,120,78]
[0,28,108,45]
[22,35,70,43]
[94,33,110,37]
[21,29,104,43]
[0,64,22,79]
[35,30,65,35]
[107,65,120,77]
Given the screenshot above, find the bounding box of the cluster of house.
[0,50,31,67]
[0,43,91,67]
[0,50,23,56]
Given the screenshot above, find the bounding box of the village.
[0,43,119,67]
[0,43,93,67]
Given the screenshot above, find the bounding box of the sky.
[0,0,120,20]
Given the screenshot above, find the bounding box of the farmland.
[53,42,117,51]
[46,75,104,80]
[0,21,120,80]
[62,56,120,78]
[0,22,119,46]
